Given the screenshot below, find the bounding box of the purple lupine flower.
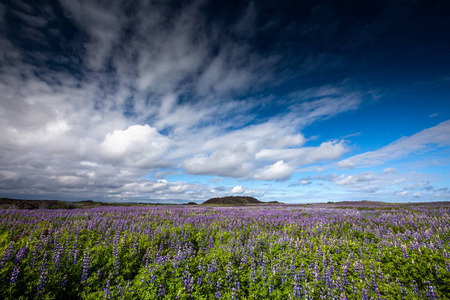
[0,242,15,270]
[290,258,296,276]
[113,236,121,274]
[10,265,19,284]
[73,249,79,265]
[37,268,48,294]
[361,288,369,300]
[208,259,218,273]
[370,274,378,291]
[117,284,124,299]
[299,265,307,282]
[293,275,302,298]
[401,244,409,259]
[104,274,112,299]
[231,278,241,300]
[411,280,420,296]
[15,246,29,265]
[157,284,165,297]
[225,260,233,281]
[397,281,408,300]
[53,243,64,270]
[40,252,48,271]
[81,251,91,284]
[143,248,151,268]
[61,274,68,288]
[68,241,78,263]
[268,283,273,296]
[249,258,257,284]
[182,268,194,296]
[425,281,438,300]
[215,277,222,299]
[350,280,357,296]
[324,268,333,289]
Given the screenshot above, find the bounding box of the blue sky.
[0,0,449,203]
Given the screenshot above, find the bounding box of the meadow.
[0,204,449,299]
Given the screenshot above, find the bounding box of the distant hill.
[0,198,77,209]
[202,196,262,205]
[0,198,168,209]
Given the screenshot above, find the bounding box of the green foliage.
[0,206,448,299]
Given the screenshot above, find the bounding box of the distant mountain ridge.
[202,196,261,205]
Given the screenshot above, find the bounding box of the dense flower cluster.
[0,204,449,299]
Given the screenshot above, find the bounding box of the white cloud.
[310,169,445,198]
[255,140,348,165]
[183,148,253,178]
[100,124,171,168]
[338,120,450,169]
[341,132,361,139]
[290,90,363,127]
[335,172,374,186]
[182,128,347,180]
[231,186,245,194]
[272,134,306,148]
[383,167,397,174]
[254,161,295,181]
[51,175,83,187]
[80,161,100,167]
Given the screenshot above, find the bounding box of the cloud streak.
[338,120,450,169]
[301,169,450,200]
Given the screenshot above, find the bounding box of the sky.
[0,0,449,203]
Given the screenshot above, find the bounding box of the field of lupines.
[0,204,449,299]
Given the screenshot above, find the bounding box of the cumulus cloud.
[100,125,171,168]
[254,161,295,181]
[182,128,348,180]
[231,186,245,194]
[338,120,450,169]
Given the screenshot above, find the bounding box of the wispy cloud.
[338,120,450,169]
[303,169,449,200]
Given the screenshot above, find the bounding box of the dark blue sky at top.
[0,0,449,202]
[5,0,450,96]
